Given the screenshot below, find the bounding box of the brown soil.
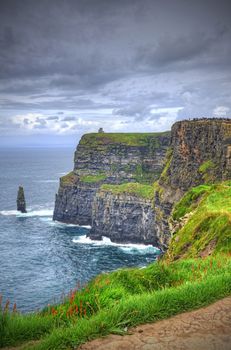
[79,297,231,350]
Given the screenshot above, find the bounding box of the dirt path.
[79,297,231,350]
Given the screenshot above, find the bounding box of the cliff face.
[89,188,156,244]
[53,132,170,225]
[88,182,171,250]
[154,119,231,248]
[53,173,98,225]
[74,132,170,183]
[165,119,231,191]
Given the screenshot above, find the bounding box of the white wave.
[0,209,53,217]
[72,235,159,254]
[0,210,18,216]
[120,246,158,255]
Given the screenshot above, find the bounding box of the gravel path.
[80,297,231,350]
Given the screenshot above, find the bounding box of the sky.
[0,0,231,147]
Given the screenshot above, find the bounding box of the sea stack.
[17,186,27,213]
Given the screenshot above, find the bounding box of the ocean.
[0,148,159,313]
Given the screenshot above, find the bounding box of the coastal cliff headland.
[54,118,231,251]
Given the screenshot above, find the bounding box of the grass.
[80,174,107,183]
[60,172,107,185]
[168,181,231,260]
[80,132,170,147]
[100,182,154,200]
[172,184,213,220]
[1,253,230,349]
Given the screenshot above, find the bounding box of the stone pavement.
[79,297,231,350]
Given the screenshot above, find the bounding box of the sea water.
[0,148,160,312]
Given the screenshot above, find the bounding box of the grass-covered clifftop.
[80,132,170,147]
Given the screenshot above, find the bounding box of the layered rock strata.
[53,132,170,225]
[166,118,231,191]
[89,185,156,245]
[89,119,231,249]
[154,118,231,246]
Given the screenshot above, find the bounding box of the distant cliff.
[53,132,170,225]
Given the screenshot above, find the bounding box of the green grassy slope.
[167,181,231,260]
[1,254,230,349]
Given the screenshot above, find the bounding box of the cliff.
[89,119,231,250]
[53,119,231,250]
[152,118,231,248]
[74,132,170,183]
[53,132,170,225]
[163,119,231,192]
[89,183,157,244]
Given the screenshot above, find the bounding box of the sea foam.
[0,209,53,217]
[72,235,160,254]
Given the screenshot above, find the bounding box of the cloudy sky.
[0,0,231,146]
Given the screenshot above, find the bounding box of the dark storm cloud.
[0,0,231,143]
[1,0,230,82]
[136,26,230,70]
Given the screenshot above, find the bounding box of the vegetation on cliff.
[168,181,231,260]
[80,174,107,183]
[60,172,108,186]
[101,182,154,200]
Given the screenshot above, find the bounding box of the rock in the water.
[17,186,27,213]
